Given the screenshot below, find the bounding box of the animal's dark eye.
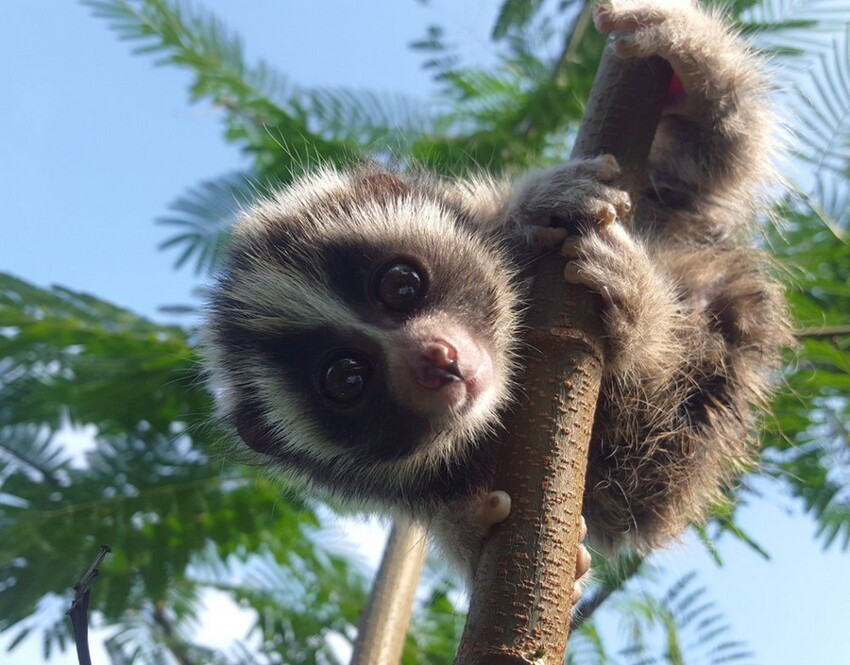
[320,354,373,404]
[374,262,426,312]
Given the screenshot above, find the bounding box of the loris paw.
[593,1,714,108]
[545,154,631,229]
[593,0,688,35]
[561,220,681,378]
[511,155,632,249]
[561,220,641,303]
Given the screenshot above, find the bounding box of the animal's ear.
[353,172,410,202]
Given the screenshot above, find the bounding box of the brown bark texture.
[454,48,672,665]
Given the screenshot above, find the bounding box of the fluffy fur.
[203,0,791,571]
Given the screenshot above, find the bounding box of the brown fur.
[203,0,792,572]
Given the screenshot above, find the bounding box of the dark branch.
[67,545,111,665]
[153,602,196,665]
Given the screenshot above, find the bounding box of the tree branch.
[517,1,595,139]
[552,2,595,87]
[152,602,195,665]
[454,44,672,665]
[795,325,850,339]
[67,545,111,665]
[350,519,428,665]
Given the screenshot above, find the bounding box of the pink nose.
[416,339,463,389]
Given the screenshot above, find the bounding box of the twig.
[152,602,195,665]
[517,1,595,138]
[795,325,850,338]
[67,545,111,665]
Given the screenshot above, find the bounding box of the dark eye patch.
[211,322,433,461]
[320,242,435,322]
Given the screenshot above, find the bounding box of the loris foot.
[432,490,513,581]
[468,493,592,610]
[476,490,512,524]
[473,494,592,609]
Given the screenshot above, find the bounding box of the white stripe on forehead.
[233,168,351,237]
[271,167,352,213]
[272,166,352,204]
[236,166,478,246]
[345,196,472,244]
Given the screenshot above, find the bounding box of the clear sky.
[2,2,848,664]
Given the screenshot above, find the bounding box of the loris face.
[203,168,519,504]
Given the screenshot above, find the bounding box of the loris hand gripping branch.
[203,0,790,590]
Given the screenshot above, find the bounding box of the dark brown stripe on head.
[353,172,410,203]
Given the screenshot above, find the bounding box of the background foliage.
[2,0,849,663]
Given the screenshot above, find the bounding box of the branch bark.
[350,519,428,665]
[454,45,672,665]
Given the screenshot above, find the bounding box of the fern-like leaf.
[158,171,258,276]
[617,572,757,665]
[794,28,850,177]
[492,0,547,40]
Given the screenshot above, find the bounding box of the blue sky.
[1,2,848,663]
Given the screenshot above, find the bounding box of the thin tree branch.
[517,1,595,139]
[152,602,195,665]
[553,1,595,87]
[795,325,850,338]
[350,519,429,665]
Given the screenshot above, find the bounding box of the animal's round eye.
[374,262,425,312]
[320,355,373,404]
